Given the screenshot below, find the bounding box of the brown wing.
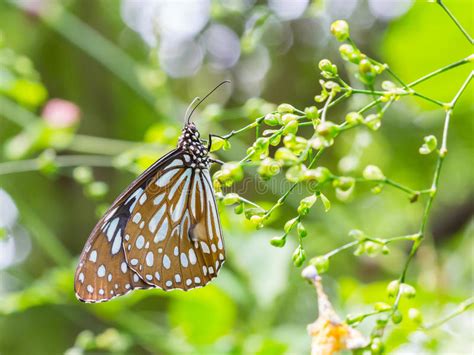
[74,149,181,302]
[123,153,225,291]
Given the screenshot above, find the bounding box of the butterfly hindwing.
[74,149,181,302]
[123,153,225,291]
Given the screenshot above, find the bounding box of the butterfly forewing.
[75,122,226,303]
[122,153,225,291]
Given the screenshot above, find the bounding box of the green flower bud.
[221,162,244,181]
[234,202,244,214]
[275,147,298,163]
[250,215,264,228]
[364,241,382,256]
[264,113,280,126]
[210,136,227,152]
[283,119,299,135]
[37,149,58,176]
[419,135,438,155]
[316,121,339,138]
[387,280,400,298]
[270,235,286,247]
[345,111,364,124]
[312,166,332,183]
[363,165,385,180]
[85,181,109,200]
[339,44,362,64]
[381,80,397,91]
[277,103,295,113]
[382,245,390,255]
[391,309,403,324]
[258,157,281,180]
[371,184,384,194]
[374,302,392,312]
[222,193,240,205]
[324,81,341,93]
[364,113,381,131]
[408,308,423,324]
[348,229,365,240]
[286,164,307,183]
[358,59,376,84]
[319,192,331,212]
[284,217,298,233]
[400,283,416,298]
[330,20,350,41]
[370,337,384,354]
[311,255,329,273]
[298,194,317,215]
[269,133,282,146]
[292,245,306,267]
[283,134,307,154]
[73,166,93,185]
[318,59,338,78]
[304,106,319,120]
[281,113,298,124]
[332,176,355,191]
[297,222,307,238]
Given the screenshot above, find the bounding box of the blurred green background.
[0,0,473,354]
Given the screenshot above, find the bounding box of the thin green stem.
[408,55,472,88]
[0,155,114,175]
[0,95,36,127]
[424,297,474,330]
[437,0,473,44]
[70,134,138,155]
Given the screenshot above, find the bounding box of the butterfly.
[74,83,228,303]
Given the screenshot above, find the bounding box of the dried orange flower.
[302,265,369,355]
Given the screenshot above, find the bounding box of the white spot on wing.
[156,169,179,187]
[89,250,97,262]
[97,265,106,277]
[154,218,169,243]
[163,254,171,269]
[107,218,119,241]
[146,251,154,267]
[188,249,197,265]
[149,204,166,233]
[111,231,122,255]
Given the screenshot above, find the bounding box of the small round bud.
[283,119,299,135]
[345,111,364,124]
[358,59,376,84]
[313,166,332,183]
[281,113,298,125]
[304,106,319,120]
[277,103,295,113]
[311,255,329,274]
[391,309,403,324]
[330,20,350,41]
[222,193,240,205]
[297,222,307,238]
[234,202,244,214]
[292,245,306,267]
[364,114,381,131]
[339,44,362,64]
[370,337,384,354]
[37,149,58,176]
[363,165,385,180]
[284,217,298,233]
[210,136,227,152]
[348,229,365,240]
[250,215,264,228]
[264,113,280,126]
[270,235,286,248]
[387,280,400,298]
[316,121,339,138]
[258,157,281,180]
[274,147,298,163]
[298,194,318,215]
[419,135,438,155]
[400,283,416,299]
[332,176,355,191]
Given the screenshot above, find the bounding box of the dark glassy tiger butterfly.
[74,82,229,302]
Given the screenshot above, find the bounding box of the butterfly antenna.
[184,97,201,125]
[186,80,231,124]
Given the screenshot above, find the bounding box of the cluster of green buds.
[213,162,244,191]
[349,229,390,257]
[314,79,341,103]
[330,19,385,85]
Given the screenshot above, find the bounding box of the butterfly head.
[178,123,209,168]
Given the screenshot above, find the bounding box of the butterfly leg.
[209,158,224,165]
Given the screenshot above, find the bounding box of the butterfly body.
[74,122,225,303]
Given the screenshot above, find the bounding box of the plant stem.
[70,134,138,155]
[424,296,474,330]
[408,55,472,88]
[437,0,473,45]
[0,155,114,175]
[0,95,36,127]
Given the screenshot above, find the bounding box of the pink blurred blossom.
[42,98,81,128]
